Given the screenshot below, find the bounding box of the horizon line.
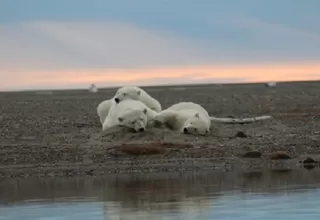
[2,79,319,93]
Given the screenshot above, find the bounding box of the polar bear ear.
[137,90,141,96]
[118,117,124,122]
[143,108,148,114]
[194,113,200,118]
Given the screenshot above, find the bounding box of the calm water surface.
[1,169,320,220]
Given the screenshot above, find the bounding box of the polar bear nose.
[138,128,145,132]
[183,127,188,133]
[114,98,120,103]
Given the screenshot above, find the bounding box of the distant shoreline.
[1,79,319,93]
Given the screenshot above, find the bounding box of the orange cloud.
[2,61,320,90]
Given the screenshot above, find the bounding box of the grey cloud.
[0,21,216,72]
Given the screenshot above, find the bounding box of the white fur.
[102,99,158,132]
[153,102,273,135]
[97,99,113,125]
[153,102,211,135]
[113,86,162,112]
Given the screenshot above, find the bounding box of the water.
[1,169,320,220]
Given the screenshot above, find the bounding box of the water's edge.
[0,156,318,178]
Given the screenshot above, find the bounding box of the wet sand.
[2,169,320,205]
[0,81,320,177]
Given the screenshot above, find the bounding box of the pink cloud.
[2,61,319,91]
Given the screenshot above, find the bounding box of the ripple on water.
[1,170,320,219]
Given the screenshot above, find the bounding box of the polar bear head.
[182,113,210,135]
[114,86,141,104]
[117,108,148,132]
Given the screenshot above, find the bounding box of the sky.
[1,0,320,91]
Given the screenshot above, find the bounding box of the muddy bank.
[0,81,320,177]
[2,169,320,205]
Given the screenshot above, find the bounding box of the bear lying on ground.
[153,102,211,135]
[97,86,161,126]
[102,99,158,132]
[113,86,162,112]
[153,102,273,136]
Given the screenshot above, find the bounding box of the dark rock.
[269,151,292,160]
[242,171,263,179]
[235,131,248,138]
[303,157,318,164]
[85,169,94,176]
[242,151,262,158]
[303,164,316,170]
[300,157,318,170]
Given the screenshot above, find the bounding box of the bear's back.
[168,102,205,112]
[139,89,162,112]
[169,102,210,120]
[116,99,147,111]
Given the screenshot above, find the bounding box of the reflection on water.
[1,169,320,219]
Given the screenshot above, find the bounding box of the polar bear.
[153,102,211,135]
[102,99,158,132]
[153,102,273,135]
[97,99,114,125]
[113,86,162,112]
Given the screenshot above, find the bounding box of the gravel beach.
[0,81,320,177]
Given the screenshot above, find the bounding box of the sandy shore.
[0,81,320,177]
